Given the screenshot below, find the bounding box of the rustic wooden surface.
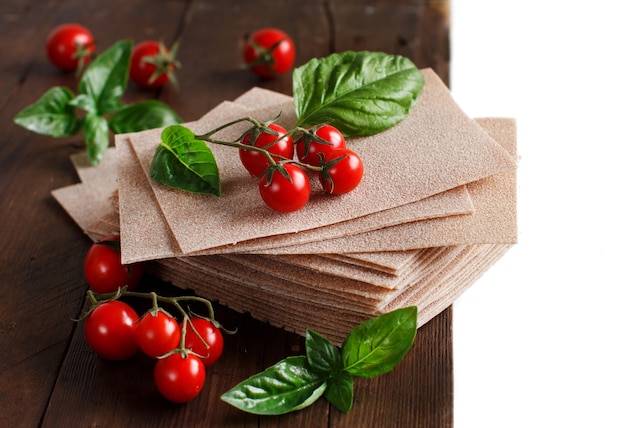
[0,1,451,426]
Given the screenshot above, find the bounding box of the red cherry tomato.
[259,164,310,213]
[135,310,181,359]
[84,235,144,294]
[183,317,224,368]
[84,301,139,361]
[129,41,178,89]
[296,124,347,167]
[243,28,296,79]
[319,149,364,195]
[239,123,294,177]
[154,352,206,403]
[46,23,95,72]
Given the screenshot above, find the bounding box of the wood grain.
[0,0,451,426]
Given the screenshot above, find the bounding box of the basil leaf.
[109,100,182,134]
[324,371,354,413]
[293,51,424,137]
[305,329,343,374]
[83,113,110,166]
[220,356,327,415]
[149,125,221,195]
[68,93,97,114]
[342,306,418,378]
[77,40,131,115]
[13,86,81,137]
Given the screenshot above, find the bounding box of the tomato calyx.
[260,162,294,186]
[242,28,295,79]
[297,124,335,156]
[243,37,287,77]
[296,124,347,167]
[318,149,364,195]
[318,151,348,193]
[141,41,181,88]
[71,39,96,76]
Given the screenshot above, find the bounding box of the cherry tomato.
[183,317,224,368]
[129,41,179,89]
[243,28,296,79]
[135,310,181,359]
[154,352,206,403]
[319,149,364,195]
[296,124,347,167]
[259,164,310,212]
[239,123,294,177]
[46,23,94,72]
[84,301,139,361]
[84,235,144,294]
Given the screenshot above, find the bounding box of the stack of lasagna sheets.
[53,69,518,344]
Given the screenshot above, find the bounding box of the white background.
[450,1,626,426]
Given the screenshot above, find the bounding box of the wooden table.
[0,1,452,426]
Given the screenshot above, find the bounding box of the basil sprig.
[221,306,418,415]
[13,40,182,165]
[149,50,424,195]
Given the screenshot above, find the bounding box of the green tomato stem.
[194,121,324,173]
[85,286,226,334]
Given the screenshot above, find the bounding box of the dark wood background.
[0,1,451,426]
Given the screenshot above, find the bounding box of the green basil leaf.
[83,113,110,166]
[220,356,327,415]
[293,51,424,137]
[109,100,182,134]
[13,86,81,137]
[342,306,418,378]
[305,329,343,374]
[68,93,97,114]
[324,371,354,413]
[149,125,221,195]
[77,40,131,115]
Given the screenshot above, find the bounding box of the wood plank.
[0,0,452,426]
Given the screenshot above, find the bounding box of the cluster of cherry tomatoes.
[45,24,295,86]
[82,236,224,403]
[238,123,364,213]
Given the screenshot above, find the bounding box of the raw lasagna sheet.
[120,68,515,260]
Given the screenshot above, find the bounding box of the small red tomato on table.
[46,23,95,72]
[135,310,181,359]
[84,300,139,361]
[243,28,296,79]
[83,235,144,294]
[154,352,206,403]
